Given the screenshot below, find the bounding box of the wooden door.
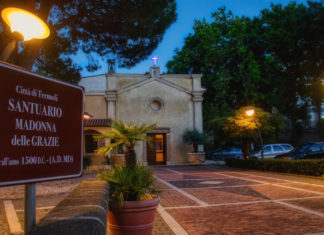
[147,134,156,165]
[147,134,166,165]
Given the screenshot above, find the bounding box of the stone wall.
[29,180,109,235]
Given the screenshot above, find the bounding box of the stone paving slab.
[168,178,261,188]
[154,181,173,190]
[0,201,10,235]
[0,173,97,199]
[278,182,324,193]
[166,202,324,235]
[237,169,324,186]
[245,176,289,184]
[183,187,269,205]
[248,184,319,200]
[183,184,319,205]
[285,198,324,214]
[184,172,232,179]
[154,173,184,181]
[160,190,199,207]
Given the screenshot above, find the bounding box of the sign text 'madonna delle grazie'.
[0,62,84,186]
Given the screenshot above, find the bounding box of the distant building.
[79,66,205,165]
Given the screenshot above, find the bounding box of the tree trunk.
[316,105,322,138]
[290,117,302,146]
[125,147,136,168]
[242,139,251,159]
[193,143,198,153]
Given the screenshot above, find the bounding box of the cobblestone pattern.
[167,202,324,235]
[239,169,324,185]
[184,187,267,204]
[286,198,324,213]
[160,190,198,207]
[168,178,260,188]
[244,176,289,184]
[0,173,97,199]
[279,182,324,193]
[0,201,10,235]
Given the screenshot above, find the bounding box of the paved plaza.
[1,165,324,234]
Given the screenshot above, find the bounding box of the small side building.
[79,66,205,165]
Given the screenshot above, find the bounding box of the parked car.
[207,146,242,160]
[275,142,324,160]
[252,143,294,159]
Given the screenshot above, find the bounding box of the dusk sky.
[79,0,310,77]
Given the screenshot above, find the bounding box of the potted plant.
[96,119,160,235]
[182,128,208,165]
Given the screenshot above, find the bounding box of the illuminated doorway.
[147,134,166,165]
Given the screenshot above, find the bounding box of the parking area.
[1,165,324,234]
[154,165,324,235]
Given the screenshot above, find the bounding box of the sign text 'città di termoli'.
[0,62,84,186]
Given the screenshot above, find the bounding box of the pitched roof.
[84,119,110,127]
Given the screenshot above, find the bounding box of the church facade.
[79,66,205,165]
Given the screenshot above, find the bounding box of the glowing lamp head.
[83,114,91,120]
[83,112,92,120]
[1,7,50,41]
[246,109,255,117]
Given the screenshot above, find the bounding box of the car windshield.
[281,145,292,150]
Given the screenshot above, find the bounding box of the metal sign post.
[25,184,36,235]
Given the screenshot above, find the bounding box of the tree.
[182,129,208,152]
[167,2,324,143]
[166,8,265,116]
[95,119,156,168]
[0,0,177,83]
[222,106,285,158]
[258,1,324,142]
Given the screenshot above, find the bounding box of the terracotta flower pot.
[112,154,125,167]
[186,152,205,165]
[108,197,160,235]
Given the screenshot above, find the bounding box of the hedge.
[225,158,324,176]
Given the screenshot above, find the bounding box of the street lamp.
[246,108,264,159]
[0,7,50,61]
[0,7,50,235]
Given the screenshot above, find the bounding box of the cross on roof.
[152,55,158,67]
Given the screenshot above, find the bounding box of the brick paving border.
[153,165,324,234]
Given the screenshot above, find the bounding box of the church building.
[79,65,205,165]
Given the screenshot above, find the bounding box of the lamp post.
[246,108,264,159]
[1,7,50,235]
[0,7,50,61]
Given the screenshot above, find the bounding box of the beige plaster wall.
[84,95,107,118]
[116,80,193,164]
[114,75,148,89]
[163,76,192,91]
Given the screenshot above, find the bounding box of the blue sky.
[79,0,309,77]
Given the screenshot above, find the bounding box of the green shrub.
[83,155,92,169]
[98,164,161,206]
[225,158,324,176]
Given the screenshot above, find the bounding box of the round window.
[150,99,163,111]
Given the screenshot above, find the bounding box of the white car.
[252,143,294,159]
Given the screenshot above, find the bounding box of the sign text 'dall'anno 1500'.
[0,62,84,186]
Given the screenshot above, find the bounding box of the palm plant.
[98,165,161,205]
[95,119,156,168]
[183,129,209,152]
